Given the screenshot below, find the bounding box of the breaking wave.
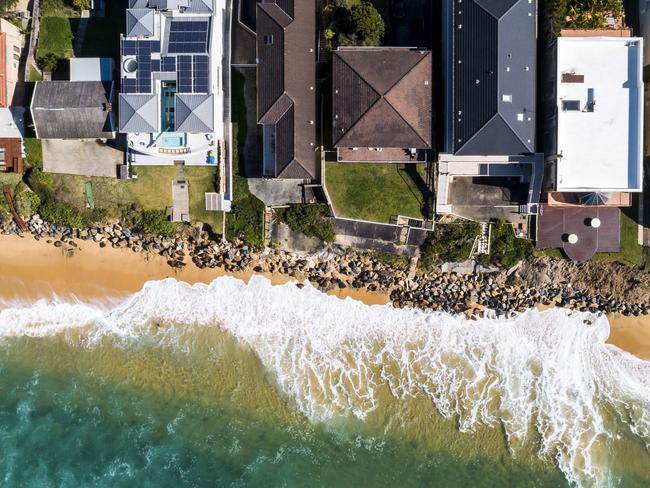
[0,276,649,486]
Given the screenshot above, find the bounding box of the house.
[332,47,432,163]
[437,0,542,231]
[30,81,116,140]
[0,108,23,173]
[118,0,230,209]
[0,18,24,108]
[536,36,644,260]
[256,0,317,179]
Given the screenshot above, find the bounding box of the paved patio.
[42,139,123,178]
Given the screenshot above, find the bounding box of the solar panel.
[167,20,210,54]
[152,60,161,72]
[177,55,193,93]
[122,40,136,56]
[193,55,209,93]
[161,56,176,72]
[122,78,137,94]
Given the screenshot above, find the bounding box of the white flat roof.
[70,58,114,82]
[556,36,643,192]
[0,108,22,139]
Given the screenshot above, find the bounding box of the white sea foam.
[0,275,649,486]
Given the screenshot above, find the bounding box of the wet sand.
[0,234,648,359]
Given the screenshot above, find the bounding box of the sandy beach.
[0,234,648,359]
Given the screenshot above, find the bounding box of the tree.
[0,0,18,15]
[37,53,59,73]
[72,0,91,10]
[351,2,385,46]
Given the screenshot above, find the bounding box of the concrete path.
[73,10,90,56]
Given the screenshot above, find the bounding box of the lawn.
[74,0,127,61]
[28,66,43,82]
[591,210,644,267]
[325,162,427,223]
[37,17,75,60]
[224,69,265,246]
[24,138,43,169]
[46,165,224,231]
[41,0,81,17]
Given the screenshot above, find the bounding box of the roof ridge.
[382,97,429,148]
[383,53,430,142]
[456,113,526,154]
[379,51,428,95]
[332,53,381,145]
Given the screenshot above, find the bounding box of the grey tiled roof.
[127,9,154,37]
[31,81,115,139]
[175,93,214,133]
[119,93,159,133]
[449,0,536,156]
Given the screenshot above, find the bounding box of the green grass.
[325,162,426,223]
[0,172,23,189]
[24,138,43,169]
[591,210,643,267]
[184,166,224,232]
[73,0,127,61]
[37,17,75,60]
[41,0,81,17]
[644,247,650,272]
[533,247,564,259]
[224,69,265,246]
[43,166,224,231]
[28,66,43,82]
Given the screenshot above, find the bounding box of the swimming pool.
[159,133,186,148]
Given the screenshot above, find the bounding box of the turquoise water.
[0,277,648,487]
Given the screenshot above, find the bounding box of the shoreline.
[0,233,649,360]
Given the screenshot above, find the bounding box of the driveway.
[42,139,124,178]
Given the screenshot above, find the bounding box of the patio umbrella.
[577,192,612,206]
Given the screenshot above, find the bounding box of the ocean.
[0,276,648,487]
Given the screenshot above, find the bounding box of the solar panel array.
[121,20,211,95]
[167,20,210,54]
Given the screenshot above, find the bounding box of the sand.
[0,234,648,359]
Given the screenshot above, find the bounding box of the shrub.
[138,209,177,236]
[478,221,533,269]
[72,0,90,9]
[419,221,481,268]
[275,204,336,243]
[14,190,41,217]
[27,168,55,201]
[351,1,385,45]
[38,199,85,228]
[36,52,59,73]
[321,0,384,50]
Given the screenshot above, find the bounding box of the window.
[0,148,6,163]
[502,94,512,103]
[13,46,20,53]
[264,35,274,45]
[562,100,581,111]
[13,53,19,61]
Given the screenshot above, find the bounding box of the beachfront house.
[436,0,543,236]
[118,0,231,210]
[536,35,644,261]
[256,0,317,179]
[0,18,24,108]
[0,107,23,174]
[332,47,432,164]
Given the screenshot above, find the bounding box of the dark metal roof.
[32,81,115,139]
[256,0,316,179]
[332,48,432,149]
[449,0,536,155]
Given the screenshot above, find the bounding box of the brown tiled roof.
[256,0,316,179]
[333,48,432,149]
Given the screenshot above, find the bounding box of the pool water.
[159,133,186,148]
